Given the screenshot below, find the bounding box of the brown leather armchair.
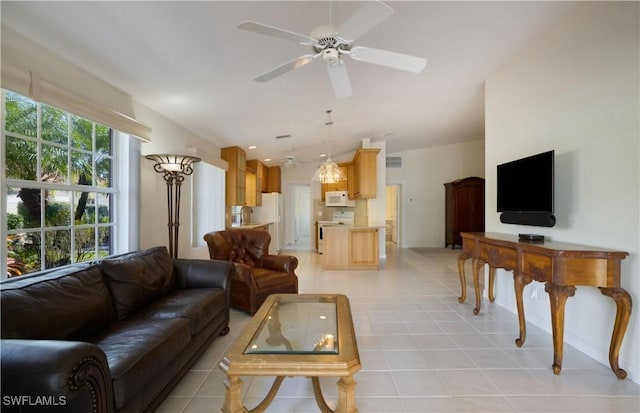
[203,229,298,314]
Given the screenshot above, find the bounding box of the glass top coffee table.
[219,294,361,413]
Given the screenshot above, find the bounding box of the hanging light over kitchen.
[312,110,346,184]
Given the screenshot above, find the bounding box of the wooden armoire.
[444,177,485,249]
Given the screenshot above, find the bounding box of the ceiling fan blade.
[337,1,394,42]
[350,46,427,73]
[255,53,320,82]
[327,60,353,99]
[238,21,313,44]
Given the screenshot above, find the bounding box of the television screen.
[497,150,554,213]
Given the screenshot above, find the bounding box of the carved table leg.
[457,252,469,303]
[335,375,359,413]
[472,258,484,315]
[513,272,533,347]
[488,266,496,303]
[545,282,576,375]
[312,375,359,413]
[222,375,248,413]
[599,287,632,379]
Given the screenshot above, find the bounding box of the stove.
[317,211,354,254]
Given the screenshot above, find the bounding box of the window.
[3,90,117,277]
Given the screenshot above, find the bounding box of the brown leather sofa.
[203,229,298,314]
[0,246,232,413]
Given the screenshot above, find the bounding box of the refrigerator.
[251,192,283,254]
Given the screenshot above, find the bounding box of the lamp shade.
[145,154,200,175]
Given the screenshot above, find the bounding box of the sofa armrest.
[0,339,113,413]
[261,254,298,274]
[173,259,233,290]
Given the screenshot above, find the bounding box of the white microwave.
[325,191,355,207]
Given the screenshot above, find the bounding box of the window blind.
[191,162,225,248]
[1,65,152,142]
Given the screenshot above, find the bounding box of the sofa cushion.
[252,268,298,289]
[100,246,176,320]
[0,263,116,340]
[90,317,190,410]
[138,288,227,335]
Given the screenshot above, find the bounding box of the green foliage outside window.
[4,90,114,277]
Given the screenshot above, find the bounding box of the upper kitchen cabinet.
[266,165,281,193]
[221,146,246,206]
[246,160,263,206]
[256,162,269,193]
[353,148,380,199]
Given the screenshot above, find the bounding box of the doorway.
[385,184,400,245]
[291,184,311,250]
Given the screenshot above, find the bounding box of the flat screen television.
[497,150,555,227]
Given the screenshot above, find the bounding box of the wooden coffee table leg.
[312,375,359,413]
[311,377,333,413]
[335,375,359,413]
[222,375,247,413]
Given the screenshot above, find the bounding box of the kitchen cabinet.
[257,162,269,193]
[349,228,379,268]
[246,160,263,206]
[322,227,349,268]
[221,146,246,206]
[353,148,380,199]
[266,166,281,193]
[322,227,379,270]
[345,162,356,199]
[444,177,485,248]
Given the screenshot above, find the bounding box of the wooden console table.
[458,232,631,379]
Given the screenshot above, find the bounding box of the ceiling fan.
[238,1,427,99]
[280,149,311,168]
[283,153,298,168]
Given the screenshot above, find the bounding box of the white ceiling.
[1,1,574,166]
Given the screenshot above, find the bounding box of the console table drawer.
[522,252,553,282]
[479,244,517,269]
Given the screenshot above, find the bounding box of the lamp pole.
[145,154,200,258]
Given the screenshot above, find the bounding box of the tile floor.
[157,241,639,413]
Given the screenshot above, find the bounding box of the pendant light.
[312,110,347,184]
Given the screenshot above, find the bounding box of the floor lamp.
[145,154,201,258]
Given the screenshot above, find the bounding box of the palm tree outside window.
[3,89,116,277]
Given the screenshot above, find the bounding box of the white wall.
[134,103,225,259]
[387,140,485,248]
[485,2,639,382]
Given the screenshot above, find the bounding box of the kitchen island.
[322,226,380,270]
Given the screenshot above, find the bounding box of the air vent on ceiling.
[275,134,292,140]
[386,156,402,168]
